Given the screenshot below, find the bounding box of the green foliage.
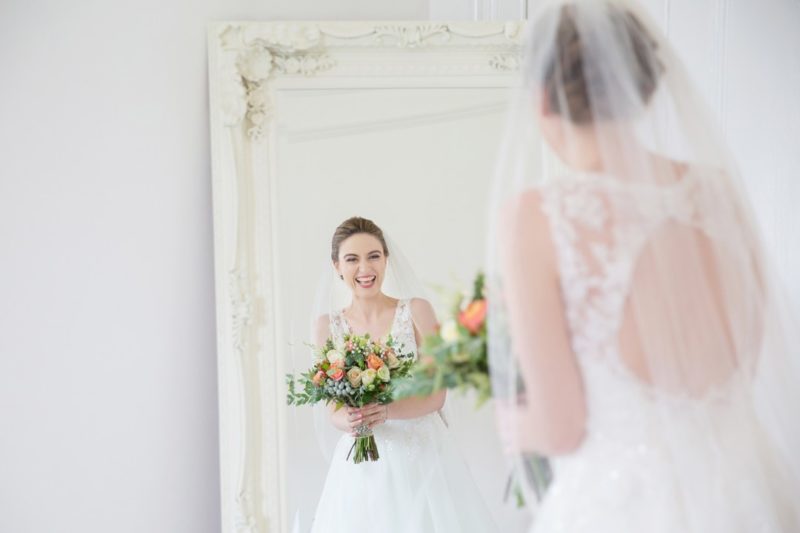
[472,271,485,301]
[285,372,325,406]
[393,272,492,408]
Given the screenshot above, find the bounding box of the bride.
[488,1,800,531]
[309,216,496,533]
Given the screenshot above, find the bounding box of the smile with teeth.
[355,275,377,287]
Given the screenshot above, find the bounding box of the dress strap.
[328,311,348,345]
[393,298,418,359]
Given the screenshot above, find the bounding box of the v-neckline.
[341,300,402,341]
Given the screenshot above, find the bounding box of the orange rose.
[312,370,326,386]
[458,299,487,335]
[367,353,384,370]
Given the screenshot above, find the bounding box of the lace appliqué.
[539,176,704,374]
[328,312,349,346]
[541,181,628,367]
[330,299,418,360]
[391,299,419,361]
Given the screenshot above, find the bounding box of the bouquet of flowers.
[393,272,490,406]
[394,272,552,505]
[286,333,414,463]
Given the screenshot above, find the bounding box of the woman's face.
[335,233,387,296]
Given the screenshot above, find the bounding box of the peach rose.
[327,363,345,381]
[384,349,401,369]
[347,367,362,388]
[367,353,384,371]
[458,299,487,335]
[312,370,326,386]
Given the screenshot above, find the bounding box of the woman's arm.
[498,190,586,456]
[383,298,446,420]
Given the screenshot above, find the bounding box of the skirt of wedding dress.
[309,411,497,533]
[529,390,799,533]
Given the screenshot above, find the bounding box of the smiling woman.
[299,216,498,532]
[332,217,388,297]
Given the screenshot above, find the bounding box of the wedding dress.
[309,299,497,533]
[486,1,800,531]
[527,171,798,532]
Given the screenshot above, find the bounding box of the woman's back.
[540,163,762,396]
[531,164,797,532]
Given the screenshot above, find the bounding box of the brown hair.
[331,217,389,262]
[538,4,665,124]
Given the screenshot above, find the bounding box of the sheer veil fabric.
[487,0,800,530]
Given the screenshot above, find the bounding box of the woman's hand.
[495,401,523,454]
[495,397,585,456]
[347,403,389,435]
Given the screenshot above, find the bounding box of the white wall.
[722,0,800,299]
[635,0,800,297]
[2,0,798,532]
[0,1,425,533]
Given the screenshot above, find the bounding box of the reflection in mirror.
[208,21,527,533]
[273,87,528,531]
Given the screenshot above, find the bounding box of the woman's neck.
[557,122,644,175]
[347,293,393,322]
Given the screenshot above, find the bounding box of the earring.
[339,275,344,280]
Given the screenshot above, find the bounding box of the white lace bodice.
[541,174,698,364]
[329,298,418,359]
[536,170,739,444]
[538,171,726,378]
[530,173,797,533]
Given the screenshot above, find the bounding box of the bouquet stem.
[503,454,552,507]
[347,424,379,463]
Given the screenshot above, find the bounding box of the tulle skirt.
[529,401,799,533]
[309,412,497,533]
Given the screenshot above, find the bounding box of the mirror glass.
[272,85,529,531]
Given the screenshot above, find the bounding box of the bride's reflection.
[274,85,519,532]
[289,216,497,533]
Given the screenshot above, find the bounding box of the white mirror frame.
[207,21,523,533]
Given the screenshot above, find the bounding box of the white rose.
[377,365,391,382]
[440,319,459,343]
[326,349,345,364]
[361,368,377,387]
